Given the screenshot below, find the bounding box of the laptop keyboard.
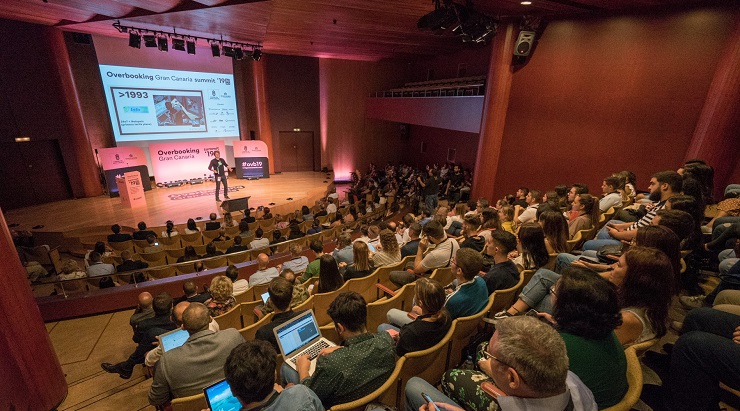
[290,340,331,365]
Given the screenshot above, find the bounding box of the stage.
[5,172,336,235]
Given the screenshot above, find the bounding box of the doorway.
[278,131,315,172]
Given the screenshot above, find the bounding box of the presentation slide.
[99,65,239,142]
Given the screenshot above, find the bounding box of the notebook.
[203,379,241,411]
[158,328,189,352]
[273,309,336,374]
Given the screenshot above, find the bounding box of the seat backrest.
[259,217,275,228]
[224,226,240,236]
[429,266,454,286]
[166,248,186,260]
[374,258,409,292]
[179,232,203,246]
[239,312,274,341]
[175,262,197,275]
[398,323,457,410]
[628,337,659,358]
[213,303,243,330]
[202,230,221,242]
[329,357,403,411]
[446,296,494,369]
[108,240,134,253]
[139,250,167,267]
[213,240,234,253]
[132,239,150,252]
[489,272,526,316]
[159,236,181,249]
[146,265,176,280]
[292,294,314,312]
[345,270,380,304]
[171,393,207,411]
[312,282,351,326]
[602,346,643,411]
[366,283,414,332]
[202,255,227,270]
[250,282,271,301]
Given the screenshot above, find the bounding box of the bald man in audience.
[148,302,244,406]
[249,253,280,286]
[130,292,154,333]
[174,281,211,304]
[144,301,220,367]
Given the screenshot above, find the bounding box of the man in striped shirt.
[582,171,682,251]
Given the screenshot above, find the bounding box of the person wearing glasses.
[404,315,597,411]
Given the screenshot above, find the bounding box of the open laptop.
[203,379,241,411]
[158,328,190,352]
[273,309,336,375]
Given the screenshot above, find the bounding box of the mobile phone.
[421,393,441,411]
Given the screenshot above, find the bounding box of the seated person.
[250,253,280,287]
[279,244,310,274]
[459,215,486,252]
[225,265,249,297]
[117,250,148,273]
[405,316,597,411]
[108,224,132,243]
[204,276,236,317]
[250,228,270,250]
[133,221,157,241]
[225,340,324,411]
[161,220,179,238]
[388,248,487,327]
[144,301,220,367]
[378,277,452,356]
[282,292,396,408]
[568,194,599,239]
[212,228,231,242]
[400,223,422,258]
[184,218,200,235]
[86,251,116,287]
[372,230,402,267]
[174,281,211,304]
[340,241,375,281]
[84,241,112,267]
[226,236,248,254]
[143,234,163,253]
[599,176,623,212]
[148,302,244,406]
[241,208,256,224]
[255,277,306,351]
[101,292,176,379]
[332,233,354,270]
[54,259,85,292]
[481,230,520,295]
[237,221,253,239]
[260,269,309,316]
[302,240,326,282]
[129,292,154,333]
[176,246,200,263]
[389,221,460,287]
[311,254,345,295]
[205,213,221,231]
[202,242,223,258]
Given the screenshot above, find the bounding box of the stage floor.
[5,172,335,234]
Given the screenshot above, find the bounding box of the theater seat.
[602,346,642,411]
[170,393,207,411]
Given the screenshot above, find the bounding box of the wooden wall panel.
[491,9,738,199]
[319,58,409,180]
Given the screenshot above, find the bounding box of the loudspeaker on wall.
[513,31,535,56]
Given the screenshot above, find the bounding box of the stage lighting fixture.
[223,45,235,57]
[234,47,244,60]
[186,39,196,55]
[211,43,221,57]
[252,48,263,61]
[157,36,168,52]
[128,32,141,49]
[143,35,157,47]
[172,38,186,51]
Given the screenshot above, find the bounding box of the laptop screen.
[160,329,190,352]
[204,379,241,411]
[261,291,270,304]
[275,311,320,357]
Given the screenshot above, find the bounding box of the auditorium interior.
[1,0,739,410]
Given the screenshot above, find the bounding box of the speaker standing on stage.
[208,151,230,202]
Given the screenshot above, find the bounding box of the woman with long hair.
[498,205,516,234]
[342,241,375,280]
[539,210,569,254]
[184,218,200,234]
[223,212,235,228]
[313,254,345,294]
[478,207,502,242]
[378,277,452,356]
[302,205,314,221]
[549,266,628,409]
[514,222,550,270]
[162,220,179,238]
[568,194,599,238]
[372,229,401,267]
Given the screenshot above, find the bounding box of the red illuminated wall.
[490,9,739,198]
[403,125,480,171]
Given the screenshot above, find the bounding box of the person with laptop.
[148,302,244,406]
[144,301,220,368]
[223,340,324,411]
[255,277,306,351]
[280,292,396,408]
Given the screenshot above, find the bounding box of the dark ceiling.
[0,0,733,60]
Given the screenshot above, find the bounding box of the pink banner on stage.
[233,140,269,157]
[149,140,226,183]
[99,146,147,170]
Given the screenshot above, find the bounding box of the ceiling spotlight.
[223,45,235,58]
[143,35,157,47]
[172,38,185,51]
[157,36,168,52]
[211,42,221,57]
[128,32,141,49]
[234,47,244,60]
[252,48,262,61]
[521,1,532,4]
[186,39,196,55]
